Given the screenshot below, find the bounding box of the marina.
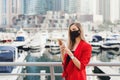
[0,29,120,80]
[0,0,120,80]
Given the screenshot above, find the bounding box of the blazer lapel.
[74,40,83,57]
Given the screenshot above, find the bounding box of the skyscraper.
[23,0,47,15]
[0,0,23,27]
[64,0,78,13]
[99,0,120,23]
[110,0,119,23]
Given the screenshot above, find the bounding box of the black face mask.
[70,30,80,41]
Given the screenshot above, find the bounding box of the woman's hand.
[59,44,66,54]
[58,40,66,62]
[60,44,73,56]
[58,39,73,56]
[64,47,73,56]
[58,39,65,53]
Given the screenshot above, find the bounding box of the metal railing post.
[40,70,46,80]
[50,66,55,80]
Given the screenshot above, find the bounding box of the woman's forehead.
[70,25,78,30]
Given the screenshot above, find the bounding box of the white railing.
[0,62,120,80]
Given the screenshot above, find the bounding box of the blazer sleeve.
[79,43,92,70]
[62,54,67,65]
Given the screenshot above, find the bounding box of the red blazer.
[62,40,92,80]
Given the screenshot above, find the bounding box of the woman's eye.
[72,29,76,30]
[73,29,78,31]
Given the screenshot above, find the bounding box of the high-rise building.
[23,0,64,15]
[110,0,119,23]
[99,0,120,23]
[119,0,120,19]
[64,0,69,13]
[102,0,110,23]
[64,0,79,13]
[69,0,77,13]
[97,0,103,15]
[23,0,47,15]
[52,0,62,11]
[80,0,90,14]
[0,0,23,27]
[76,0,81,13]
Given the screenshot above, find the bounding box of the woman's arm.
[58,39,66,62]
[60,45,81,69]
[78,44,92,70]
[64,44,92,70]
[67,50,81,69]
[60,46,65,62]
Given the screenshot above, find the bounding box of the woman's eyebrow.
[73,28,78,30]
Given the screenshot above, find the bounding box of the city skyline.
[0,0,120,27]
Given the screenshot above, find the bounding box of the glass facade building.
[23,0,64,15]
[23,0,47,15]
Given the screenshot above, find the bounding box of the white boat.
[90,34,120,51]
[45,30,67,54]
[0,32,15,43]
[45,38,60,55]
[101,36,120,50]
[10,28,31,51]
[90,35,103,45]
[27,31,47,50]
[89,35,103,53]
[0,45,27,80]
[15,28,30,44]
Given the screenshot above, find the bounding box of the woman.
[59,22,92,80]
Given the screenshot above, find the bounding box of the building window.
[2,16,7,25]
[2,0,6,13]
